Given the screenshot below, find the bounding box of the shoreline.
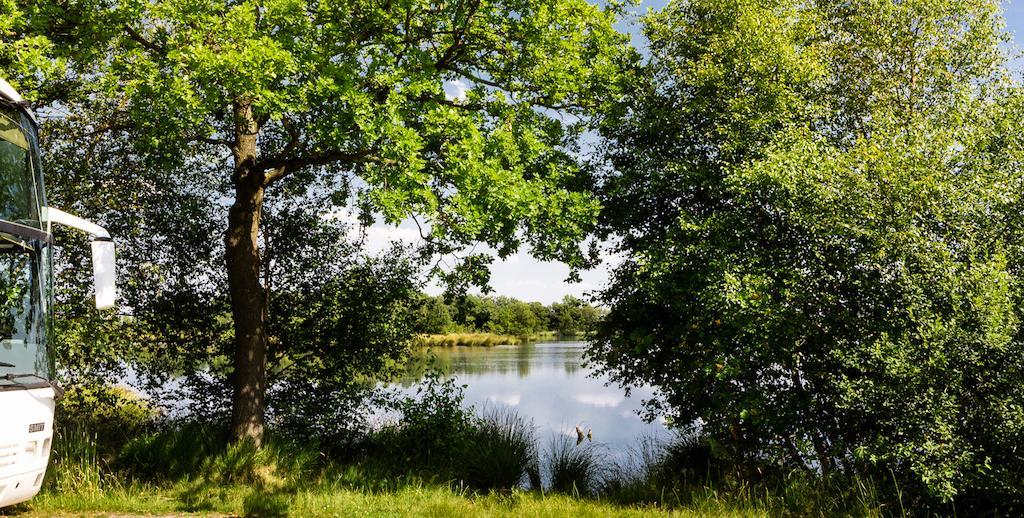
[413,331,584,347]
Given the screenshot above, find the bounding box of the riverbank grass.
[22,483,769,517]
[15,420,761,517]
[6,419,894,518]
[415,332,524,347]
[414,330,581,347]
[21,382,892,517]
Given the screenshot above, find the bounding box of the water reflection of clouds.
[403,341,670,462]
[485,393,522,406]
[572,393,623,408]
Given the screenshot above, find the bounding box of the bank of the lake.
[16,428,890,518]
[56,336,951,515]
[399,340,667,461]
[15,341,890,517]
[414,331,575,347]
[415,332,526,347]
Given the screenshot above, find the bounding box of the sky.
[359,1,1024,305]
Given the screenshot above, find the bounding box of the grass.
[457,408,540,491]
[7,420,769,517]
[20,483,773,517]
[415,333,525,347]
[546,435,606,496]
[7,384,896,517]
[1,421,899,518]
[413,330,590,347]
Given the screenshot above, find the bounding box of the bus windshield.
[0,238,50,382]
[0,105,51,384]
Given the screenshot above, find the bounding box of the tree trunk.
[225,101,268,445]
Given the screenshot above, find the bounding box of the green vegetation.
[10,378,893,517]
[592,0,1024,510]
[23,486,759,517]
[5,0,631,445]
[415,333,524,348]
[410,294,604,341]
[2,0,1024,514]
[545,436,605,496]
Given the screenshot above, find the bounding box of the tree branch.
[190,135,233,148]
[411,214,439,245]
[124,25,165,55]
[260,148,378,185]
[447,66,503,90]
[412,93,484,111]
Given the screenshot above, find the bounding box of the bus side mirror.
[91,239,116,310]
[44,207,118,310]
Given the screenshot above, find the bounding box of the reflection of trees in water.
[563,358,580,376]
[398,349,455,384]
[515,343,533,378]
[401,342,597,383]
[402,344,543,380]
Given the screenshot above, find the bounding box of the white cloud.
[320,209,614,304]
[444,79,470,101]
[320,208,424,252]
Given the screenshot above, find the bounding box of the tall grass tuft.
[601,433,668,502]
[118,422,225,481]
[545,435,605,496]
[46,383,158,497]
[456,408,539,492]
[119,422,319,489]
[47,424,109,496]
[650,433,718,487]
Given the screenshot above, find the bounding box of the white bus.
[0,78,116,508]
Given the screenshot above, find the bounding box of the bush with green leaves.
[369,368,475,474]
[591,0,1024,508]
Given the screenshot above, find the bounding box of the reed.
[414,333,524,347]
[47,424,108,496]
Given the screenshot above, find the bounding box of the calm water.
[397,341,668,458]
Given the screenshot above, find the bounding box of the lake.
[397,340,668,460]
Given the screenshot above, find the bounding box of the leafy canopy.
[591,0,1024,505]
[21,0,631,274]
[2,0,633,433]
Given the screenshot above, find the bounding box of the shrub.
[56,383,159,457]
[48,383,160,495]
[368,369,475,473]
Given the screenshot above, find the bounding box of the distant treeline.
[409,294,605,337]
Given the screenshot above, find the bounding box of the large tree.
[6,0,630,444]
[591,0,1024,504]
